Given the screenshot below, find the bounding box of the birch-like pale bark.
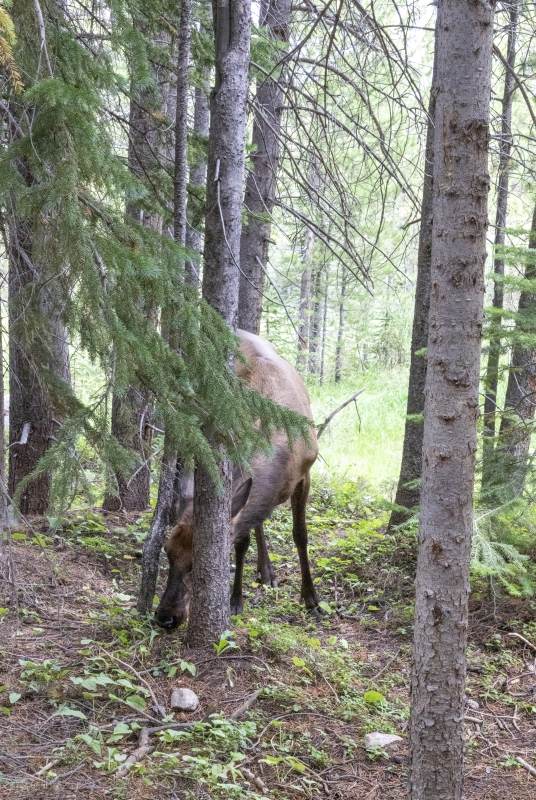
[409,1,495,797]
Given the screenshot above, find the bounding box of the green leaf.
[77,733,102,755]
[180,661,196,676]
[124,693,147,712]
[113,722,131,735]
[12,533,27,540]
[9,693,21,704]
[54,706,87,719]
[363,691,385,705]
[292,657,305,667]
[318,601,332,614]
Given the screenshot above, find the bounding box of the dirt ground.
[1,507,535,800]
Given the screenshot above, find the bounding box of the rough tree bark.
[187,0,252,648]
[137,1,192,613]
[296,227,314,370]
[388,28,437,530]
[408,1,495,798]
[481,1,518,490]
[8,218,56,515]
[237,0,291,334]
[497,203,536,497]
[334,269,345,383]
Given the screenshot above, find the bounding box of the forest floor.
[1,480,536,800]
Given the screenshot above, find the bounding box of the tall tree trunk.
[296,227,314,370]
[388,28,437,530]
[137,1,192,613]
[334,269,345,383]
[237,0,291,334]
[8,218,55,515]
[0,294,6,523]
[408,1,494,798]
[103,44,166,513]
[308,268,322,374]
[185,77,210,287]
[319,279,328,384]
[481,2,518,490]
[497,203,536,498]
[187,0,252,648]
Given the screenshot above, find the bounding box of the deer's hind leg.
[254,523,277,587]
[291,473,320,612]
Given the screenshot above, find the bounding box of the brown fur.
[155,330,320,628]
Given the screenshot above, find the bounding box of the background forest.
[2,0,536,798]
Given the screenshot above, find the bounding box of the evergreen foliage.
[0,0,309,517]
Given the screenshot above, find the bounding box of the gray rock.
[364,732,403,751]
[170,687,199,712]
[465,698,480,710]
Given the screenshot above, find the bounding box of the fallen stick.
[506,632,536,652]
[35,759,60,777]
[370,647,402,682]
[230,689,262,720]
[316,389,364,440]
[516,756,536,779]
[116,728,154,777]
[116,689,262,775]
[242,767,268,794]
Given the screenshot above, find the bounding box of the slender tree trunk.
[308,268,322,374]
[137,0,192,613]
[187,0,252,648]
[103,45,166,512]
[8,218,55,515]
[319,280,328,384]
[334,269,345,383]
[297,227,314,370]
[185,77,210,287]
[496,203,536,497]
[409,1,494,798]
[0,294,6,523]
[481,2,518,490]
[388,28,437,530]
[237,0,291,334]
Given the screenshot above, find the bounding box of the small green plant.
[214,630,239,656]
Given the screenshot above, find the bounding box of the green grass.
[307,368,408,491]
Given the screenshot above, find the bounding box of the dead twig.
[316,389,365,439]
[516,756,536,779]
[229,689,262,720]
[369,647,402,682]
[242,767,268,794]
[506,632,536,652]
[116,689,263,775]
[116,728,155,777]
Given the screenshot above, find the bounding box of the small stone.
[170,687,199,712]
[364,732,403,751]
[466,698,480,710]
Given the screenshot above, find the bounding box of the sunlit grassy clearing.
[307,368,408,490]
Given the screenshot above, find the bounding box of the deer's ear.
[231,478,252,519]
